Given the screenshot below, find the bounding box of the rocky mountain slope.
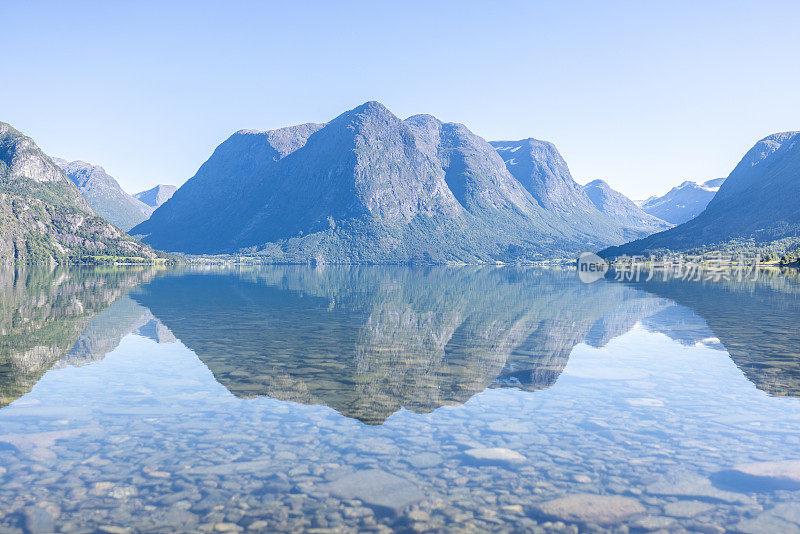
[135,184,177,210]
[602,132,800,256]
[0,122,158,265]
[583,179,671,233]
[132,102,655,262]
[54,158,153,231]
[640,178,724,224]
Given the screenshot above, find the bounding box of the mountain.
[135,184,177,210]
[602,132,800,257]
[53,158,153,231]
[488,139,651,238]
[489,138,599,213]
[582,179,671,233]
[132,102,651,262]
[0,122,158,265]
[640,178,724,224]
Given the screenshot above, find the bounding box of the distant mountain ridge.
[640,178,724,224]
[133,102,657,262]
[583,179,672,233]
[135,184,177,209]
[602,131,800,256]
[54,158,153,231]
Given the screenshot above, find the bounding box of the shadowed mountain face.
[130,266,666,424]
[132,102,644,262]
[0,266,162,405]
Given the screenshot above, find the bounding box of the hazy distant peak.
[54,158,110,180]
[639,178,724,225]
[134,184,177,209]
[52,156,157,230]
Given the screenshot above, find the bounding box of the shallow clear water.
[1,266,800,533]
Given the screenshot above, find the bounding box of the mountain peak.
[353,100,391,114]
[489,138,599,214]
[585,178,610,188]
[334,101,396,123]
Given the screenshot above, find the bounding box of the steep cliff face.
[0,122,157,265]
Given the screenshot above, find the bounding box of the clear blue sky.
[2,1,799,199]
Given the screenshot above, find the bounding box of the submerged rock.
[715,460,800,491]
[533,493,645,525]
[324,469,423,515]
[404,452,443,469]
[462,447,526,465]
[647,472,751,503]
[663,500,714,518]
[734,503,800,534]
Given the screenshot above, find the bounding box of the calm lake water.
[1,265,800,533]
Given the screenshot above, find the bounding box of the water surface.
[1,265,800,532]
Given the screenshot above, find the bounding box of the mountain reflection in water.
[2,265,799,423]
[130,267,664,424]
[0,266,160,406]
